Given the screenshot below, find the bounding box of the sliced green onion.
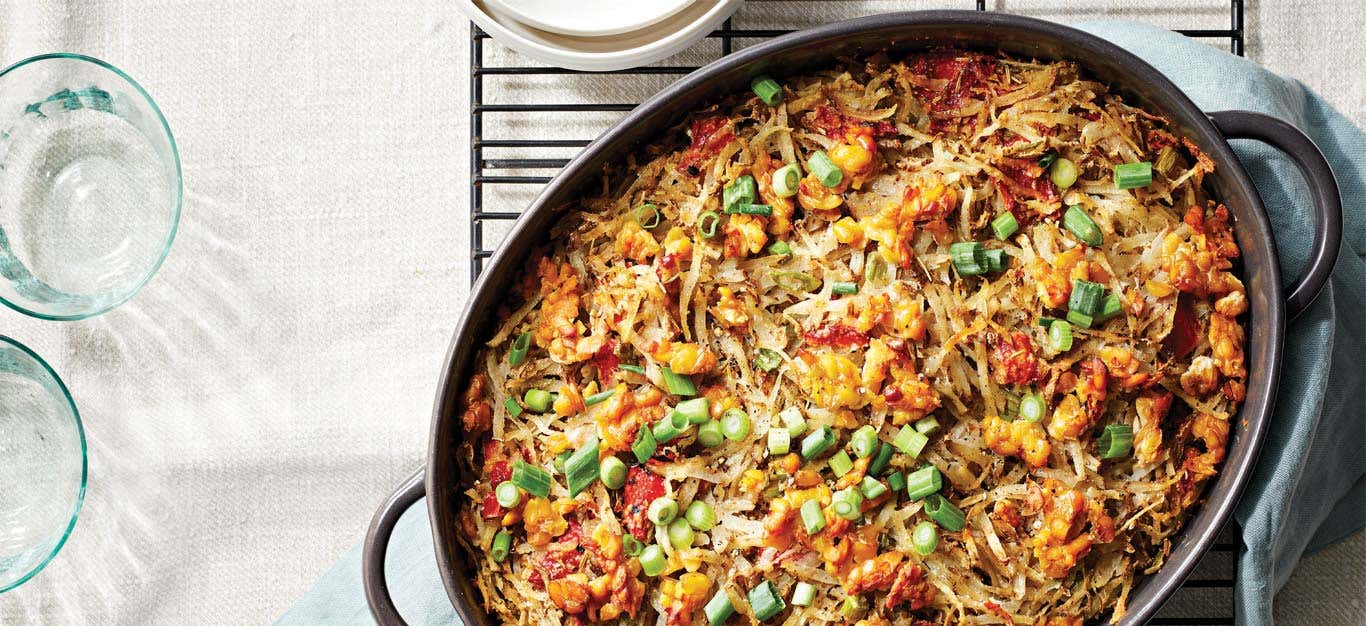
[892,425,929,458]
[653,410,691,444]
[773,163,801,198]
[565,439,601,497]
[1037,150,1059,170]
[698,210,721,239]
[622,534,644,557]
[1050,157,1079,189]
[503,397,524,417]
[1019,393,1047,423]
[620,364,646,375]
[800,498,826,535]
[601,456,628,489]
[751,75,783,106]
[832,487,864,520]
[1099,424,1135,459]
[1037,316,1062,327]
[914,417,940,436]
[768,428,791,456]
[924,494,966,531]
[705,589,735,626]
[780,407,807,437]
[733,202,773,216]
[721,408,752,441]
[840,595,866,619]
[495,481,522,508]
[1063,205,1104,247]
[949,241,988,276]
[1069,279,1106,316]
[632,426,657,463]
[747,580,786,621]
[887,471,906,492]
[667,518,695,548]
[697,420,725,447]
[864,252,890,287]
[791,582,815,607]
[1047,319,1074,352]
[849,425,880,459]
[635,203,661,229]
[828,450,854,477]
[639,544,667,576]
[1114,161,1153,189]
[723,175,757,214]
[831,281,858,296]
[511,460,551,498]
[1004,390,1022,417]
[912,520,939,555]
[523,389,553,413]
[554,450,572,475]
[772,270,822,293]
[991,213,1019,240]
[1067,309,1095,329]
[648,496,679,525]
[860,476,888,500]
[508,332,532,366]
[983,248,1008,272]
[1098,293,1123,321]
[868,441,894,476]
[905,465,943,500]
[686,500,717,531]
[584,388,616,406]
[767,240,793,256]
[806,150,843,187]
[755,348,783,372]
[660,366,698,396]
[801,426,837,459]
[491,530,513,562]
[676,398,711,424]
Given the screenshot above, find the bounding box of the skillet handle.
[1209,110,1342,320]
[363,468,426,626]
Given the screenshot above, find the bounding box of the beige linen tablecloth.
[0,1,1361,623]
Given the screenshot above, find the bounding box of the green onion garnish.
[1047,319,1074,352]
[868,441,894,476]
[923,493,966,531]
[697,420,724,447]
[864,252,890,287]
[632,426,657,463]
[860,476,888,500]
[732,202,773,216]
[771,270,821,293]
[949,241,988,276]
[751,75,783,106]
[697,210,720,239]
[565,438,601,497]
[622,534,644,557]
[755,348,783,371]
[1098,293,1123,321]
[652,410,691,444]
[704,589,735,626]
[600,456,627,489]
[800,498,826,535]
[523,389,552,413]
[1037,316,1062,327]
[648,496,679,525]
[912,520,939,555]
[747,580,786,621]
[991,212,1019,240]
[904,465,943,500]
[620,364,646,375]
[1019,393,1046,423]
[831,281,858,296]
[495,481,522,508]
[1099,424,1135,459]
[832,487,864,520]
[508,331,532,366]
[773,163,801,198]
[1050,157,1079,189]
[828,450,854,477]
[801,426,837,459]
[723,175,757,214]
[554,450,571,475]
[791,582,815,607]
[635,203,661,229]
[1067,309,1095,328]
[914,417,940,436]
[779,406,807,437]
[892,425,929,458]
[806,150,843,188]
[1069,279,1106,316]
[667,518,695,548]
[768,428,791,456]
[1063,205,1104,247]
[639,544,667,576]
[584,388,616,406]
[1037,150,1058,169]
[840,595,866,619]
[660,366,698,396]
[983,248,1008,272]
[849,425,880,459]
[503,397,523,417]
[511,460,551,498]
[721,408,751,441]
[685,500,717,531]
[887,471,906,492]
[676,397,711,424]
[1114,162,1153,189]
[490,529,513,563]
[767,241,793,256]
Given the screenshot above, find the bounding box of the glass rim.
[0,52,183,321]
[0,334,87,592]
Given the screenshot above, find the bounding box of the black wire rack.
[467,2,1245,623]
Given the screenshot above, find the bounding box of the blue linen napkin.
[277,22,1365,626]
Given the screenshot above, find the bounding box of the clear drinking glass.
[0,53,181,320]
[0,335,85,592]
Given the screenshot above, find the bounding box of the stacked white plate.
[458,0,746,71]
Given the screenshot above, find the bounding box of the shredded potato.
[453,49,1246,626]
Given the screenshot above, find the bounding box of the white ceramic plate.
[458,0,745,72]
[484,0,696,37]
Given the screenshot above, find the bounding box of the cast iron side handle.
[363,468,425,626]
[1209,110,1343,320]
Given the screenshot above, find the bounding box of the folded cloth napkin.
[277,22,1366,626]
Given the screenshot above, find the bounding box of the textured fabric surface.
[0,1,1361,624]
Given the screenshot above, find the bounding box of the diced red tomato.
[620,466,666,541]
[906,51,997,114]
[480,460,513,518]
[678,116,733,175]
[804,324,870,348]
[593,340,620,380]
[1166,294,1202,359]
[809,105,897,140]
[997,157,1060,206]
[994,331,1041,385]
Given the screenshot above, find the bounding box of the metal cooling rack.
[467,2,1245,623]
